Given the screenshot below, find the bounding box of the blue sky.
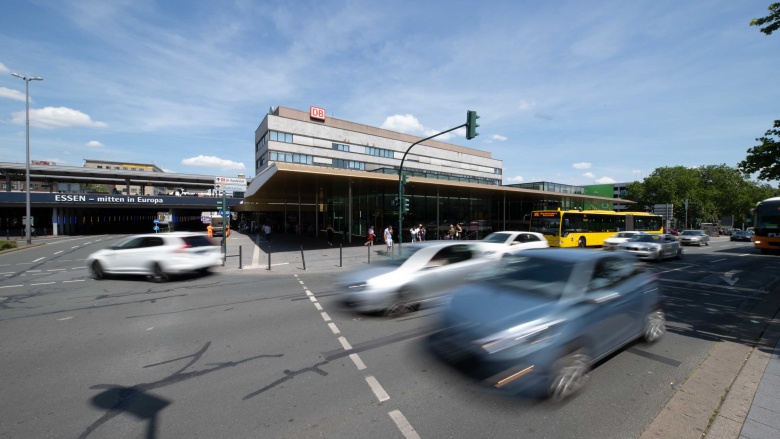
[1,0,777,186]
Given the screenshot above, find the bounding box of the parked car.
[617,234,682,261]
[602,231,645,251]
[477,231,549,259]
[336,242,490,315]
[428,249,664,401]
[86,232,222,282]
[679,230,710,246]
[730,230,754,242]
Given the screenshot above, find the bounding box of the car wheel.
[91,261,105,280]
[643,308,666,343]
[549,347,591,402]
[150,262,169,283]
[578,237,586,248]
[384,288,417,317]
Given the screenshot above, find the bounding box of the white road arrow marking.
[720,270,741,286]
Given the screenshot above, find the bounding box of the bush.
[0,241,18,250]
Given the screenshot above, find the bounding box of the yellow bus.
[530,209,664,248]
[753,197,780,254]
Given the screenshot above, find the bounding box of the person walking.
[384,225,393,254]
[409,225,419,243]
[206,224,213,238]
[263,223,272,242]
[326,224,334,246]
[455,223,463,240]
[365,226,375,246]
[419,225,426,241]
[448,224,455,240]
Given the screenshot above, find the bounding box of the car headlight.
[477,320,563,354]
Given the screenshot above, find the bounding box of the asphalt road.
[1,235,778,438]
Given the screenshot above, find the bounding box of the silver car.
[86,232,222,282]
[603,231,645,251]
[429,249,664,401]
[478,231,549,259]
[679,230,710,246]
[337,242,490,315]
[617,234,682,261]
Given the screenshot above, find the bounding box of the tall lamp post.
[11,72,43,244]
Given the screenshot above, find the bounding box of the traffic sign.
[153,225,159,231]
[153,219,160,224]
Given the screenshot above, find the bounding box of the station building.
[242,106,631,242]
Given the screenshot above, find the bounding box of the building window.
[332,143,350,152]
[366,146,393,158]
[333,159,365,170]
[270,131,293,143]
[97,165,103,169]
[269,151,312,165]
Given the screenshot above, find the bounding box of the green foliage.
[0,240,18,251]
[739,120,780,181]
[624,165,779,228]
[750,3,780,35]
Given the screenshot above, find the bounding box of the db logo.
[310,106,326,121]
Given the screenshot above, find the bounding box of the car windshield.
[482,255,574,299]
[681,230,703,236]
[482,233,510,243]
[630,234,663,243]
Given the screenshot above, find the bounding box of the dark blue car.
[429,249,664,401]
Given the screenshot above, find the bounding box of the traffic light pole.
[397,123,465,253]
[222,191,227,263]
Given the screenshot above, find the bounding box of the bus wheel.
[578,237,586,248]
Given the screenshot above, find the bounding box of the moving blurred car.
[337,242,490,315]
[477,231,549,259]
[679,230,710,246]
[730,230,754,242]
[86,232,222,282]
[617,234,682,261]
[428,249,664,401]
[602,231,645,251]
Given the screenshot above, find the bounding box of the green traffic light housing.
[402,197,410,213]
[466,110,480,140]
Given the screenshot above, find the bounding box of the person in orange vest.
[207,224,213,238]
[225,224,230,238]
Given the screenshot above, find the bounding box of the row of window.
[365,146,394,158]
[333,159,365,170]
[256,130,295,152]
[333,143,350,152]
[270,151,313,165]
[2,183,41,190]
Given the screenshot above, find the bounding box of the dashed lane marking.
[314,302,323,311]
[388,410,421,439]
[63,280,85,283]
[31,282,56,286]
[309,296,317,302]
[365,375,390,402]
[338,336,353,350]
[328,323,340,334]
[0,285,23,289]
[53,251,63,255]
[349,353,367,370]
[321,312,331,322]
[32,257,45,262]
[57,316,73,321]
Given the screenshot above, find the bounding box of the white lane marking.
[32,257,45,262]
[660,278,760,293]
[710,258,727,263]
[294,274,298,278]
[309,296,317,302]
[365,376,390,402]
[321,312,331,322]
[0,285,23,289]
[63,280,85,283]
[147,327,154,331]
[328,323,341,334]
[53,251,63,255]
[299,280,304,285]
[739,253,751,257]
[314,303,323,311]
[57,316,73,321]
[270,262,290,266]
[71,246,79,249]
[27,270,41,272]
[388,410,421,439]
[349,353,367,370]
[0,272,14,275]
[47,269,66,272]
[306,290,313,296]
[84,242,92,245]
[31,282,56,286]
[15,262,32,265]
[338,336,353,350]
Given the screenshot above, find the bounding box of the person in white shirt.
[384,226,393,253]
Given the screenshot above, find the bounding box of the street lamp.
[11,72,43,245]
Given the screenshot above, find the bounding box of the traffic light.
[466,110,480,140]
[401,173,409,186]
[402,197,410,213]
[216,200,224,210]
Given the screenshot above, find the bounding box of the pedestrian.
[263,223,272,242]
[409,225,419,242]
[384,225,393,253]
[456,223,463,240]
[419,225,426,241]
[326,224,334,246]
[365,225,375,246]
[207,223,213,238]
[448,224,455,240]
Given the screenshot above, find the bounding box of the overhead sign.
[214,183,247,192]
[310,106,326,121]
[215,176,247,185]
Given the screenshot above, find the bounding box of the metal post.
[11,73,42,245]
[339,244,343,267]
[239,245,243,270]
[267,243,271,270]
[300,245,306,270]
[367,243,371,264]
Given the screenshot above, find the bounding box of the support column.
[348,180,352,244]
[169,208,175,232]
[52,207,59,236]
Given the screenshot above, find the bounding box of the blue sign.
[153,225,160,231]
[153,219,160,224]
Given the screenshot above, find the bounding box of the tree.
[750,3,780,35]
[738,120,780,181]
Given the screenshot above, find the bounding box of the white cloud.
[380,114,459,140]
[86,140,103,147]
[12,107,108,129]
[491,134,508,141]
[572,162,592,170]
[506,175,524,183]
[0,86,26,102]
[0,63,9,74]
[518,100,536,111]
[595,177,616,184]
[583,172,595,179]
[181,155,246,171]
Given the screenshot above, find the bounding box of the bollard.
[267,243,271,270]
[339,244,343,267]
[300,245,306,271]
[239,245,243,269]
[367,243,371,264]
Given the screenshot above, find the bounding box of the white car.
[603,231,646,251]
[477,231,549,259]
[86,232,222,282]
[337,241,491,315]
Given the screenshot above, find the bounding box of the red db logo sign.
[310,106,326,121]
